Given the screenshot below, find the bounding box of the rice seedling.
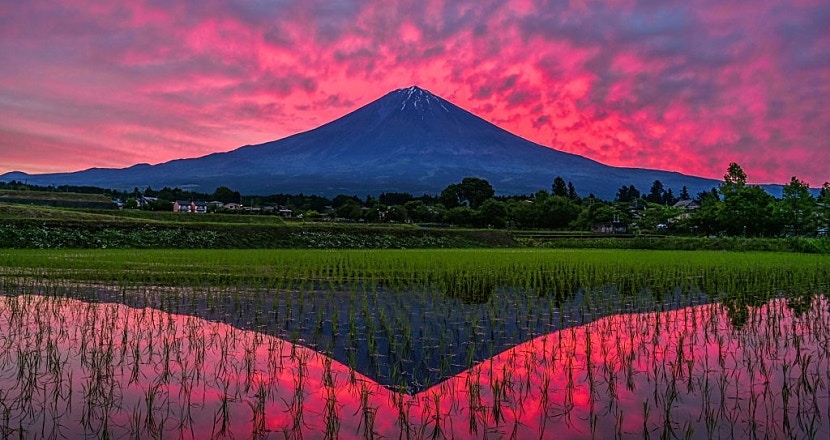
[0,248,828,438]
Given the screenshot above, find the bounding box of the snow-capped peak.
[397,85,449,113]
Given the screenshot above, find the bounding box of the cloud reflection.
[1,294,827,438]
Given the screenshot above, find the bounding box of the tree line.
[2,162,828,237]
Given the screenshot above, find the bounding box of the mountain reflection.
[2,293,829,439]
[9,283,717,394]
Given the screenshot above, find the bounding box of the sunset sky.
[1,0,828,186]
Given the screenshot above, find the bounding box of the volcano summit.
[2,86,718,198]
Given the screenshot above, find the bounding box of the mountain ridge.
[2,86,722,198]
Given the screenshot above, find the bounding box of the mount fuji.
[2,86,720,198]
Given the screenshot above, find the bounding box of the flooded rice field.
[1,249,828,438]
[1,285,829,439]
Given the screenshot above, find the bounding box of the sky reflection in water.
[1,294,828,439]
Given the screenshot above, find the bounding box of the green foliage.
[385,205,408,222]
[212,186,241,204]
[439,177,495,209]
[476,199,508,228]
[538,196,581,229]
[724,162,747,186]
[718,165,778,236]
[552,176,568,197]
[646,180,665,204]
[567,181,579,201]
[403,200,438,223]
[336,199,363,220]
[445,206,477,227]
[3,161,827,238]
[572,202,623,230]
[378,192,414,206]
[776,176,816,236]
[615,185,640,203]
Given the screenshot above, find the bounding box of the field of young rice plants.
[0,249,828,438]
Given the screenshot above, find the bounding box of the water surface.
[1,292,828,438]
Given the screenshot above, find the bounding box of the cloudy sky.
[1,0,828,186]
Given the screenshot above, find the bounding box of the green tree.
[718,163,775,236]
[438,184,462,209]
[378,192,413,206]
[477,199,508,228]
[646,180,665,204]
[439,177,495,209]
[336,199,363,220]
[332,194,361,208]
[386,205,408,223]
[638,205,678,231]
[508,198,539,228]
[538,196,581,229]
[615,185,640,203]
[819,182,830,234]
[404,200,433,223]
[689,189,722,235]
[212,186,241,204]
[551,176,568,197]
[724,162,747,186]
[362,205,384,222]
[573,202,620,230]
[777,176,815,236]
[567,181,579,201]
[662,188,677,206]
[445,206,477,227]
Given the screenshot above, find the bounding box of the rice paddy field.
[1,249,829,439]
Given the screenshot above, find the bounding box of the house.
[137,196,157,208]
[223,202,243,210]
[592,221,628,234]
[672,199,700,210]
[173,200,191,213]
[173,200,208,213]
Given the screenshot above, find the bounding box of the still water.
[1,292,828,439]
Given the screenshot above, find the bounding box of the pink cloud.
[0,0,828,187]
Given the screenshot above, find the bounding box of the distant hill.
[2,86,722,199]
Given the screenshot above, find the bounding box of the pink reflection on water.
[1,294,829,439]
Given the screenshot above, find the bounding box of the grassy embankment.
[0,202,515,248]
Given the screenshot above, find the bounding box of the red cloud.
[0,0,827,186]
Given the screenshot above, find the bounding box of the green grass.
[522,235,830,253]
[1,249,826,301]
[0,189,112,202]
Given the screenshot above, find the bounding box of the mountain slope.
[2,86,720,198]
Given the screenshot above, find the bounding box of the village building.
[591,221,628,234]
[173,200,208,213]
[672,199,701,210]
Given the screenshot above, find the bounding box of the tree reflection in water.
[1,294,828,439]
